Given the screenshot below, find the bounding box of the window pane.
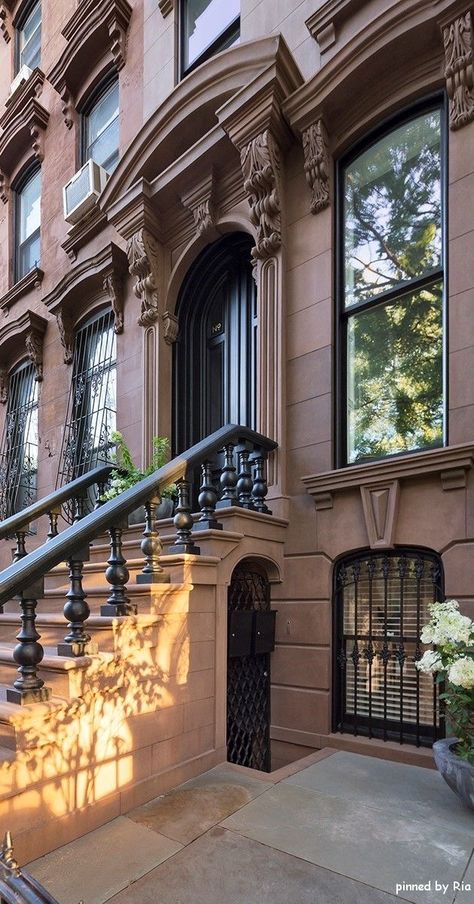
[183,0,240,69]
[344,111,441,307]
[85,81,119,172]
[19,169,41,242]
[19,229,40,276]
[87,117,120,172]
[19,1,41,69]
[347,281,443,462]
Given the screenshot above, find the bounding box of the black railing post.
[101,522,136,616]
[216,443,240,508]
[250,451,271,514]
[236,443,254,509]
[46,507,60,540]
[169,478,200,555]
[6,579,51,705]
[194,460,223,531]
[136,497,170,583]
[58,545,96,657]
[73,495,86,523]
[12,530,27,563]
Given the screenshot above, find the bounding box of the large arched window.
[81,77,119,174]
[0,360,38,519]
[334,549,444,747]
[338,100,445,465]
[14,164,41,282]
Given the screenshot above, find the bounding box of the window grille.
[334,550,444,747]
[0,362,38,520]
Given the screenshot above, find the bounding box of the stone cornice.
[0,308,48,382]
[306,0,366,53]
[0,267,43,311]
[42,241,128,316]
[61,206,108,261]
[48,0,132,121]
[0,69,48,174]
[302,444,474,509]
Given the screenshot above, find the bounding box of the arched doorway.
[334,549,444,747]
[173,233,256,454]
[227,560,275,772]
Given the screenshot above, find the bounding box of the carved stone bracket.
[25,327,45,382]
[56,308,74,365]
[360,481,400,550]
[103,271,124,333]
[127,228,160,328]
[241,130,281,271]
[443,10,474,130]
[0,5,11,43]
[181,172,216,239]
[302,118,330,214]
[0,368,7,404]
[161,310,178,345]
[58,80,76,130]
[0,170,9,205]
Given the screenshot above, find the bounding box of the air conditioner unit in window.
[63,160,109,225]
[8,64,33,98]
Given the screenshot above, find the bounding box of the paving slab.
[107,825,401,904]
[27,816,182,904]
[284,751,474,837]
[221,782,473,904]
[453,851,474,903]
[127,764,272,845]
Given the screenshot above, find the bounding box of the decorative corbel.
[181,173,216,238]
[56,308,74,365]
[58,81,75,130]
[0,368,7,404]
[126,228,160,328]
[25,327,44,381]
[106,2,130,70]
[161,311,178,345]
[240,129,281,272]
[443,10,474,130]
[302,118,330,214]
[0,171,9,205]
[30,123,44,160]
[0,5,11,43]
[158,0,173,16]
[103,271,124,334]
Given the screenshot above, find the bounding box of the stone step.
[0,697,20,750]
[0,644,112,700]
[2,584,153,616]
[0,613,161,653]
[45,557,146,591]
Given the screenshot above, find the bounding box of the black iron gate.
[227,561,275,772]
[334,549,444,747]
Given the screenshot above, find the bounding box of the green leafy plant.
[417,599,474,763]
[101,431,177,502]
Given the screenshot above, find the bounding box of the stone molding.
[442,9,474,129]
[0,5,11,43]
[0,69,48,180]
[127,228,161,327]
[302,444,474,511]
[180,172,216,238]
[0,310,48,395]
[306,0,364,53]
[48,0,132,127]
[158,0,173,15]
[241,130,282,271]
[302,118,330,214]
[41,241,128,362]
[161,310,179,345]
[61,207,108,261]
[0,368,7,404]
[0,267,43,312]
[360,480,400,549]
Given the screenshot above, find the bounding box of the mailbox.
[228,610,254,658]
[253,610,277,654]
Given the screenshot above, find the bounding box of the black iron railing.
[0,832,59,904]
[0,424,276,705]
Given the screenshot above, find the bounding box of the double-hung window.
[339,103,445,464]
[16,0,41,72]
[181,0,240,76]
[82,78,120,174]
[15,166,41,282]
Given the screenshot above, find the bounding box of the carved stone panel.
[161,310,178,345]
[103,271,124,334]
[0,368,7,404]
[360,480,400,550]
[241,130,281,270]
[126,228,160,327]
[181,172,216,238]
[56,308,74,365]
[443,11,474,130]
[302,118,330,214]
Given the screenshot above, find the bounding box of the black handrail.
[0,424,276,607]
[0,832,59,904]
[0,464,114,541]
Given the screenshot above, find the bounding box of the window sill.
[302,443,474,510]
[0,266,44,312]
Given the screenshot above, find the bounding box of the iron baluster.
[101,524,136,616]
[73,495,86,523]
[397,556,408,744]
[194,461,222,531]
[6,579,51,705]
[366,557,376,739]
[94,481,107,508]
[58,547,94,657]
[47,508,60,541]
[169,478,200,555]
[136,498,170,583]
[216,444,240,508]
[352,560,361,736]
[250,452,271,513]
[12,530,27,563]
[414,557,424,747]
[236,446,254,508]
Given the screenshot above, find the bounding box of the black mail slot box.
[253,610,276,654]
[228,610,254,658]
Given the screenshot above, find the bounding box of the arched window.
[0,361,38,519]
[81,77,119,174]
[16,0,41,73]
[334,549,444,747]
[338,100,445,464]
[14,165,41,282]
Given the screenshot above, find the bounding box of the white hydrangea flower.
[423,600,473,646]
[448,656,474,689]
[417,650,443,674]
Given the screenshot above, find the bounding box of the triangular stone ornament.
[360,480,400,549]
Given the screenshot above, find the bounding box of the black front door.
[173,233,256,454]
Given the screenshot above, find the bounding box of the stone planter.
[127,497,175,526]
[433,737,474,811]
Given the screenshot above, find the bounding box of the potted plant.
[101,431,177,523]
[417,599,474,809]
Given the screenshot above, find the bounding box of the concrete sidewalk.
[28,749,474,904]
